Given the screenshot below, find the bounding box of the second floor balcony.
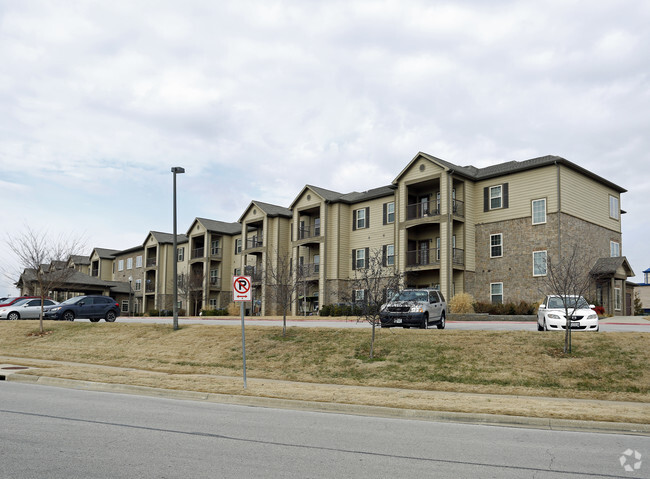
[407,203,441,220]
[246,238,263,250]
[406,248,440,267]
[298,225,321,240]
[191,247,204,259]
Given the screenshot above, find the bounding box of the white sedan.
[0,298,58,320]
[537,295,599,331]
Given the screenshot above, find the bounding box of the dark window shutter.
[503,183,509,209]
[352,249,356,270]
[382,245,387,266]
[352,210,357,231]
[483,187,489,212]
[365,207,370,228]
[383,203,387,225]
[365,247,370,267]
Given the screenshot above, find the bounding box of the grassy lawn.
[1,321,648,403]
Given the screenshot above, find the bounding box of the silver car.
[0,298,59,320]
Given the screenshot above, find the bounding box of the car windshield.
[392,291,429,302]
[548,296,590,309]
[60,296,84,305]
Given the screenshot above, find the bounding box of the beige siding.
[560,166,622,233]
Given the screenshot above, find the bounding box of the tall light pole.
[171,166,185,330]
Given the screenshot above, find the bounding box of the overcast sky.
[1,0,648,295]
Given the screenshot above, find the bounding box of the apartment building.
[16,152,632,315]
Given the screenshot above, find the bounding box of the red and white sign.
[232,275,252,302]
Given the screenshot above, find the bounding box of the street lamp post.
[171,166,185,330]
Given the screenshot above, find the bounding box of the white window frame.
[490,185,502,210]
[356,208,366,229]
[609,195,619,220]
[386,245,395,266]
[126,257,133,270]
[533,250,547,276]
[211,239,220,255]
[118,259,124,271]
[136,255,143,268]
[356,249,366,269]
[354,289,365,302]
[490,282,503,304]
[610,241,620,257]
[490,234,503,258]
[210,269,219,284]
[532,198,546,225]
[387,202,395,224]
[134,279,142,291]
[614,287,622,311]
[177,247,184,262]
[235,239,242,255]
[209,299,218,308]
[121,300,129,313]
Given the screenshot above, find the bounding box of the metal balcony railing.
[406,203,441,220]
[191,247,204,259]
[406,248,440,267]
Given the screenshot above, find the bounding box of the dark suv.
[44,295,120,322]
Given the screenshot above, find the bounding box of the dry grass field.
[1,321,648,423]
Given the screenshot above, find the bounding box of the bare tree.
[265,250,304,336]
[177,269,205,315]
[6,227,84,333]
[348,248,402,359]
[543,243,598,353]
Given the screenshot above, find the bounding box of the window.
[354,208,368,230]
[126,258,133,270]
[134,279,142,291]
[383,244,394,266]
[355,249,366,269]
[491,283,503,304]
[490,234,503,258]
[314,255,320,273]
[177,247,184,262]
[533,251,547,276]
[210,269,219,284]
[209,299,218,308]
[383,202,395,224]
[136,255,143,268]
[121,300,129,313]
[118,259,124,271]
[235,239,242,254]
[532,198,546,224]
[211,239,220,255]
[609,195,619,220]
[610,241,620,257]
[614,287,622,311]
[490,185,502,209]
[354,289,365,302]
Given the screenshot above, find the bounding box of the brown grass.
[1,321,649,423]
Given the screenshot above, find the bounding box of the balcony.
[407,203,441,220]
[298,225,321,240]
[191,247,204,259]
[246,238,263,249]
[406,248,440,267]
[146,258,156,267]
[145,283,155,293]
[452,200,465,218]
[297,263,319,278]
[91,268,99,277]
[452,248,465,266]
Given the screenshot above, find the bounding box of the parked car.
[43,295,120,322]
[537,295,599,331]
[379,288,446,329]
[0,298,59,320]
[0,296,40,308]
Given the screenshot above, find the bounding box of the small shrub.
[200,308,229,316]
[319,305,331,316]
[148,309,159,317]
[449,292,475,314]
[472,301,537,315]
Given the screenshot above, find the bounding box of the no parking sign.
[233,275,252,302]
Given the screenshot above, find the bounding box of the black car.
[43,295,120,322]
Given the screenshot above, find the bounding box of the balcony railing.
[298,226,321,240]
[91,268,99,277]
[297,263,319,277]
[407,203,441,220]
[452,248,465,265]
[246,238,263,249]
[452,200,465,217]
[406,248,441,267]
[145,283,155,293]
[191,247,204,259]
[146,258,156,267]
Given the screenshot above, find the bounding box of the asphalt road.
[1,382,647,478]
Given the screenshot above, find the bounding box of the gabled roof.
[590,256,635,278]
[69,255,90,266]
[290,184,395,209]
[192,217,241,235]
[395,152,627,193]
[146,231,188,245]
[238,201,292,223]
[92,248,120,259]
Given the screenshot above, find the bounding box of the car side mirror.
[538,304,546,310]
[589,304,595,309]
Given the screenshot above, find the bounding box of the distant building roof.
[148,231,188,245]
[195,218,242,235]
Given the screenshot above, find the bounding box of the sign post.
[233,275,252,388]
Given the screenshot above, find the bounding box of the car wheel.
[543,319,549,331]
[105,311,117,322]
[437,312,446,329]
[537,321,543,331]
[63,311,75,322]
[421,313,429,329]
[8,312,19,321]
[89,318,100,323]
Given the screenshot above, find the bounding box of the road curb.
[7,373,649,436]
